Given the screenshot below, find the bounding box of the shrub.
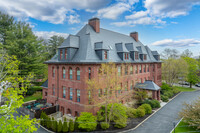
[142,99,160,109]
[141,104,152,114]
[164,91,174,98]
[69,119,74,132]
[135,108,145,117]
[100,122,110,130]
[47,117,51,129]
[161,95,169,102]
[126,107,137,118]
[172,88,180,94]
[52,119,57,132]
[74,117,79,131]
[62,119,68,133]
[51,117,54,130]
[57,120,63,132]
[77,112,97,132]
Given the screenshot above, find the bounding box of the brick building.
[42,18,162,117]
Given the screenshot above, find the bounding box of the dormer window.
[144,54,147,60]
[125,53,129,60]
[135,52,139,60]
[65,48,67,59]
[60,50,63,60]
[104,50,107,59]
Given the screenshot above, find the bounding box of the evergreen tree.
[47,117,51,129]
[69,119,74,132]
[57,120,63,132]
[74,117,79,131]
[62,118,68,133]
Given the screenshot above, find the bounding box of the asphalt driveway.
[128,90,200,133]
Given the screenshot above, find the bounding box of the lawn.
[173,120,199,133]
[23,92,42,102]
[173,86,196,92]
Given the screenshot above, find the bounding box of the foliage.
[26,86,43,96]
[47,117,51,129]
[126,107,137,118]
[140,104,152,114]
[23,91,42,102]
[161,95,169,102]
[179,97,200,129]
[100,122,110,130]
[173,86,195,92]
[57,120,63,133]
[135,108,145,117]
[69,119,74,132]
[134,88,148,103]
[142,99,160,109]
[52,117,57,132]
[74,117,79,131]
[173,120,199,132]
[62,120,68,133]
[77,112,97,131]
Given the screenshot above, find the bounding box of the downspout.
[55,65,59,111]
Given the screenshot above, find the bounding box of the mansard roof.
[45,24,160,64]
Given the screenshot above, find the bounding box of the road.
[128,90,200,133]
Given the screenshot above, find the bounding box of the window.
[147,64,149,72]
[139,65,142,73]
[98,89,102,97]
[76,68,80,80]
[69,67,73,79]
[144,54,147,60]
[130,81,133,90]
[63,86,66,98]
[143,65,146,73]
[125,66,128,75]
[135,65,138,74]
[88,90,91,104]
[135,52,139,59]
[88,67,91,80]
[45,92,47,96]
[52,84,55,96]
[52,67,55,77]
[104,88,107,96]
[125,53,129,60]
[104,50,107,59]
[60,50,63,60]
[125,81,128,91]
[77,89,80,102]
[70,88,73,100]
[130,65,133,74]
[65,48,67,59]
[118,66,121,76]
[62,67,66,78]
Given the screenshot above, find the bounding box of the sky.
[0,0,200,56]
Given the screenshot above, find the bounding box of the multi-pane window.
[62,67,66,78]
[135,65,138,74]
[70,88,73,100]
[125,66,128,75]
[130,81,133,90]
[118,66,121,76]
[125,53,129,60]
[77,89,80,102]
[104,50,107,59]
[63,86,66,98]
[69,68,73,79]
[125,81,128,91]
[65,48,67,59]
[52,84,55,96]
[135,52,139,59]
[76,68,80,80]
[60,50,63,60]
[98,89,102,97]
[88,90,91,104]
[143,65,146,73]
[139,65,142,73]
[144,54,147,60]
[52,67,55,77]
[88,67,91,80]
[147,64,149,72]
[130,65,133,74]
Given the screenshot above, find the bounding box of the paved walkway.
[128,90,200,133]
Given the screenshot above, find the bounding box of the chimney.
[88,18,100,33]
[130,32,138,42]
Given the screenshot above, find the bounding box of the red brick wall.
[44,62,162,116]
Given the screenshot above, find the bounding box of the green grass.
[24,92,42,102]
[173,86,196,92]
[173,120,199,133]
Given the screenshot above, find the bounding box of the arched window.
[76,68,80,80]
[52,67,55,77]
[69,67,73,79]
[67,108,71,114]
[62,67,66,79]
[88,67,91,80]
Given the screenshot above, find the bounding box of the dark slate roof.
[41,80,48,88]
[135,80,160,91]
[115,43,129,53]
[45,24,160,64]
[94,42,109,50]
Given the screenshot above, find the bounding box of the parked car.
[195,83,200,87]
[178,81,189,85]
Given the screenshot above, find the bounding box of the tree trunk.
[190,83,192,88]
[105,102,108,123]
[108,103,113,123]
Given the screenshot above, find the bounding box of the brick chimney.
[130,32,138,42]
[88,18,100,33]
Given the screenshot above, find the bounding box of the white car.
[195,83,200,87]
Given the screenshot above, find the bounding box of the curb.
[170,118,183,133]
[121,92,182,133]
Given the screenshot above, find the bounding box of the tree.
[161,48,179,59]
[87,62,132,124]
[184,57,199,88]
[62,118,68,133]
[134,88,148,103]
[69,119,74,132]
[77,112,97,132]
[179,97,200,129]
[181,49,193,58]
[162,58,188,86]
[0,50,37,133]
[57,120,63,132]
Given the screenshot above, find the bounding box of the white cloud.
[67,14,80,24]
[171,22,178,24]
[151,39,200,47]
[0,0,110,24]
[125,11,149,19]
[34,31,69,39]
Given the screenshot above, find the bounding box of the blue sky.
[0,0,200,56]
